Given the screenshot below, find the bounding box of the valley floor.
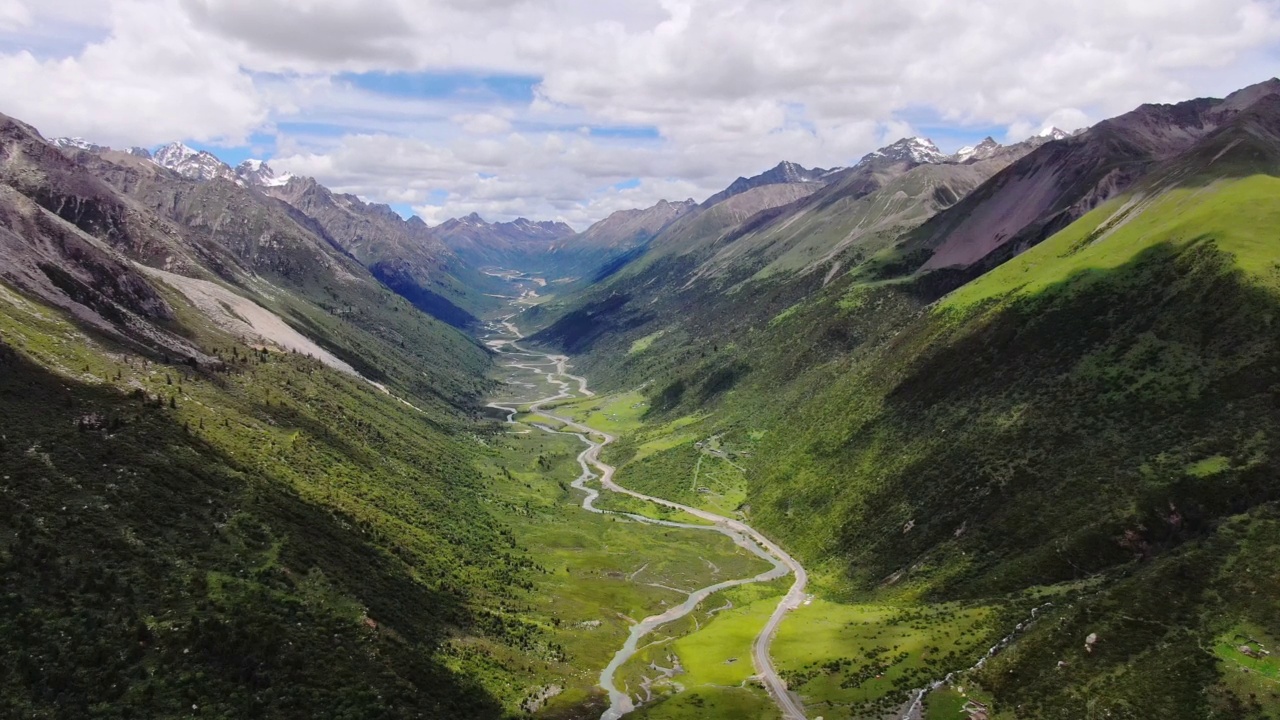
[479,281,804,718]
[476,276,1053,720]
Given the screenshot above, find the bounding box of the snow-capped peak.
[857,136,946,166]
[1035,126,1070,140]
[152,142,235,182]
[50,137,105,153]
[153,142,200,164]
[952,137,1002,163]
[774,160,825,183]
[747,161,829,186]
[234,159,293,187]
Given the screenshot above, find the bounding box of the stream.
[483,285,809,720]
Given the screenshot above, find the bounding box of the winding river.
[483,288,809,720]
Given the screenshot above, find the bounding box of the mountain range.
[520,77,1280,718]
[3,78,1280,720]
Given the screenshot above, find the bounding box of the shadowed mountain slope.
[263,177,493,328]
[907,78,1280,273]
[0,111,574,718]
[524,78,1280,718]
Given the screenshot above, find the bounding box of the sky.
[0,0,1278,229]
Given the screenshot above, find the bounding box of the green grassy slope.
[748,177,1280,715]
[702,159,1016,283]
[755,175,1280,589]
[0,267,805,718]
[945,174,1280,307]
[0,291,521,717]
[0,116,569,717]
[530,143,1280,715]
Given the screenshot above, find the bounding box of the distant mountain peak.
[438,212,573,239]
[703,161,831,207]
[953,137,1002,162]
[499,217,575,238]
[152,141,199,163]
[858,136,947,166]
[51,135,154,160]
[152,142,235,182]
[770,160,828,184]
[655,198,698,209]
[50,137,106,153]
[1035,126,1070,140]
[234,158,293,187]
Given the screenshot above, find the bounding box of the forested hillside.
[5,62,1280,719]
[525,81,1280,718]
[0,114,553,718]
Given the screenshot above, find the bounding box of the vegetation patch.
[630,330,667,355]
[772,600,996,718]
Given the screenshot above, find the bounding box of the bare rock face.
[233,159,293,187]
[855,137,947,167]
[0,186,173,321]
[0,181,215,362]
[702,161,834,207]
[569,199,697,253]
[50,137,108,154]
[262,176,484,326]
[0,111,407,361]
[151,142,235,182]
[433,212,576,268]
[912,78,1280,271]
[954,138,1002,163]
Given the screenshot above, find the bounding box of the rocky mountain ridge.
[913,78,1280,271]
[702,161,834,207]
[857,136,947,166]
[523,78,1280,720]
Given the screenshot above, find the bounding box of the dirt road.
[485,305,808,720]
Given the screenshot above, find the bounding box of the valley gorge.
[2,76,1280,720]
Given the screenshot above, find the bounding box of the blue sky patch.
[341,71,540,103]
[588,125,662,140]
[184,140,256,165]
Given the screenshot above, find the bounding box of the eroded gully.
[483,301,809,720]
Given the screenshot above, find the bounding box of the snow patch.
[857,136,947,166]
[233,158,293,187]
[51,137,98,151]
[153,142,235,182]
[1036,126,1070,140]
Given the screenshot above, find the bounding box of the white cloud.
[1004,108,1092,144]
[181,0,420,72]
[1,0,1278,224]
[0,1,31,30]
[0,1,264,145]
[453,112,514,135]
